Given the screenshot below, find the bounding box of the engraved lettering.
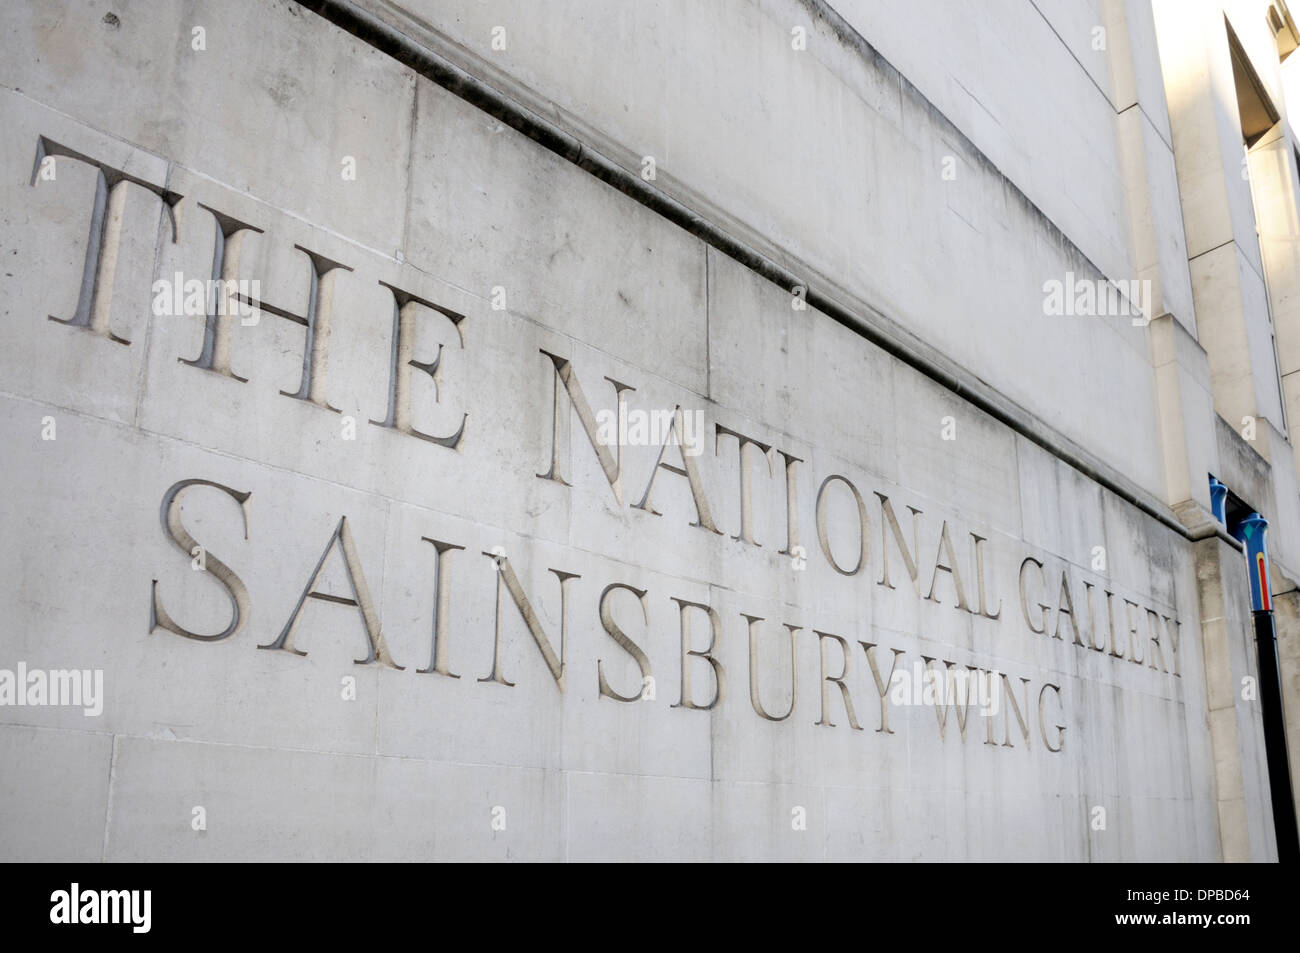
[635,408,723,533]
[816,475,869,576]
[536,350,634,503]
[598,583,653,702]
[33,137,182,345]
[478,556,579,691]
[1039,682,1065,752]
[150,479,250,642]
[261,516,400,668]
[1018,556,1049,634]
[777,450,803,557]
[239,245,353,412]
[371,282,468,448]
[1000,673,1032,748]
[744,614,799,721]
[1054,571,1083,646]
[926,520,971,611]
[672,597,724,710]
[876,493,923,594]
[970,532,1002,620]
[815,630,861,729]
[418,537,465,677]
[859,641,905,733]
[715,424,773,546]
[179,204,263,379]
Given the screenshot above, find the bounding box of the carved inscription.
[31,138,1186,756]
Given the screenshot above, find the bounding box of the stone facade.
[1,0,1298,861]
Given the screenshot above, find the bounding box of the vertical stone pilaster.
[1194,536,1278,860]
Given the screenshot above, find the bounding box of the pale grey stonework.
[0,0,1297,861]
